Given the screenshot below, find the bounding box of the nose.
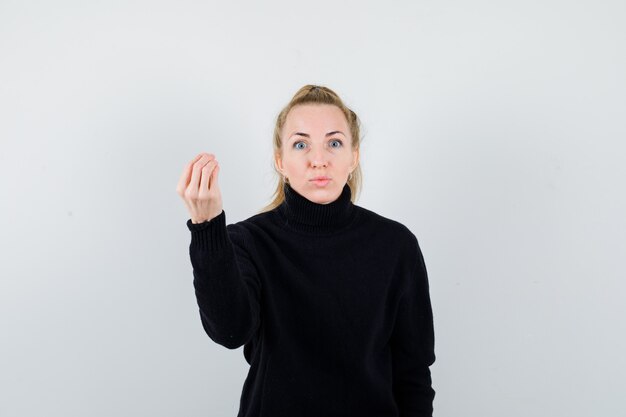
[310,146,328,168]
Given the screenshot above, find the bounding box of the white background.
[1,0,625,416]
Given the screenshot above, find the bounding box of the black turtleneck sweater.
[186,183,435,417]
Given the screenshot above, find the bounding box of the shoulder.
[354,205,417,239]
[354,206,427,290]
[353,205,420,250]
[226,209,276,231]
[224,209,278,244]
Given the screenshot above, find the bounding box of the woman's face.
[275,104,359,204]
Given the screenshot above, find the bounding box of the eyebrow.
[290,131,346,139]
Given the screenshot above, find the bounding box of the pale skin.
[276,104,359,204]
[177,104,359,223]
[176,153,222,224]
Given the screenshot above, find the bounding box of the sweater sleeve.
[186,210,261,349]
[390,237,436,417]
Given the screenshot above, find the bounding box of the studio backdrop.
[1,1,624,416]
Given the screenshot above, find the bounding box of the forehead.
[283,104,349,134]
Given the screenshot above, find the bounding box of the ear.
[274,152,285,174]
[350,147,360,171]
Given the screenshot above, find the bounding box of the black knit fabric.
[186,183,435,417]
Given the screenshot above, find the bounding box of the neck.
[277,183,355,234]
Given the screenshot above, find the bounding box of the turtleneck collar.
[277,182,356,234]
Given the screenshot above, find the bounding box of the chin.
[304,187,340,204]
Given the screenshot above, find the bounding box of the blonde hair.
[259,85,363,213]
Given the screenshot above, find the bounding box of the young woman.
[177,85,436,417]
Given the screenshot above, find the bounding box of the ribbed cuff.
[186,210,229,252]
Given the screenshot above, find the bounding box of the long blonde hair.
[259,85,363,213]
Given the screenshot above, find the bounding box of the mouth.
[310,177,331,187]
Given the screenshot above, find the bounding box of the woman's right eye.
[294,141,307,150]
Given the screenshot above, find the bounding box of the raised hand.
[176,152,223,224]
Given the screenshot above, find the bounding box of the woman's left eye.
[329,139,343,148]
